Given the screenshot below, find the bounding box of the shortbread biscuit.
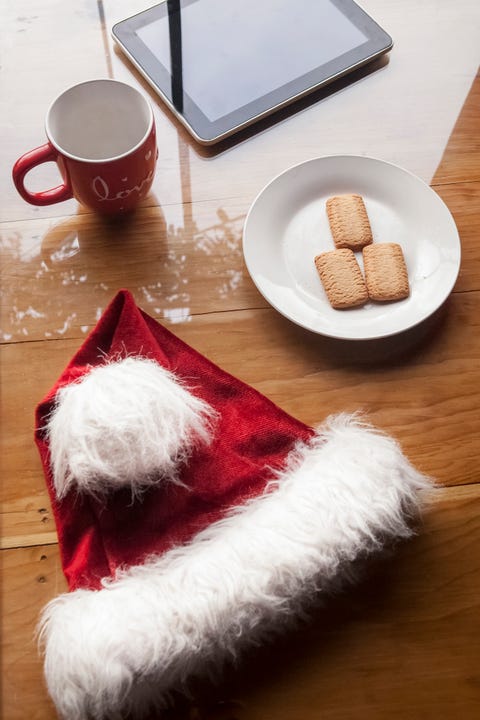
[363,243,410,302]
[326,194,373,250]
[314,249,368,309]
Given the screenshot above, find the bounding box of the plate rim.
[242,154,461,340]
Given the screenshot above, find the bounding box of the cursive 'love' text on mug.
[12,79,157,215]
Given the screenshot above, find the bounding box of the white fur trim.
[39,414,432,719]
[47,357,217,498]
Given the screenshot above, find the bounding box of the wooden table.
[2,1,480,718]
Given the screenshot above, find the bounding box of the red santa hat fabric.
[35,289,431,720]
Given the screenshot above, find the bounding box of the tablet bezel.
[112,0,393,145]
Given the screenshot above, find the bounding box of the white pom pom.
[47,357,217,499]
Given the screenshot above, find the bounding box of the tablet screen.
[113,0,392,143]
[136,0,368,122]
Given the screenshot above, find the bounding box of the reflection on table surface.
[1,1,480,719]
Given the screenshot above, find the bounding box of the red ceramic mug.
[12,79,157,215]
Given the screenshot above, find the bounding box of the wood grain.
[433,182,480,293]
[0,198,259,345]
[2,287,480,548]
[2,1,480,718]
[1,545,65,720]
[2,485,479,720]
[1,179,479,347]
[3,2,480,223]
[432,70,480,185]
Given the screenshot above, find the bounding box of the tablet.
[112,0,392,145]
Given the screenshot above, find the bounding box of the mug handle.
[12,143,73,206]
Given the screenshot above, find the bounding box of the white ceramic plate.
[243,156,461,340]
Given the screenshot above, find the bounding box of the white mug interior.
[46,79,153,162]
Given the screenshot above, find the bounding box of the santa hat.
[35,290,432,720]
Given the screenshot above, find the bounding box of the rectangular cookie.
[314,249,368,309]
[363,243,410,302]
[326,194,373,251]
